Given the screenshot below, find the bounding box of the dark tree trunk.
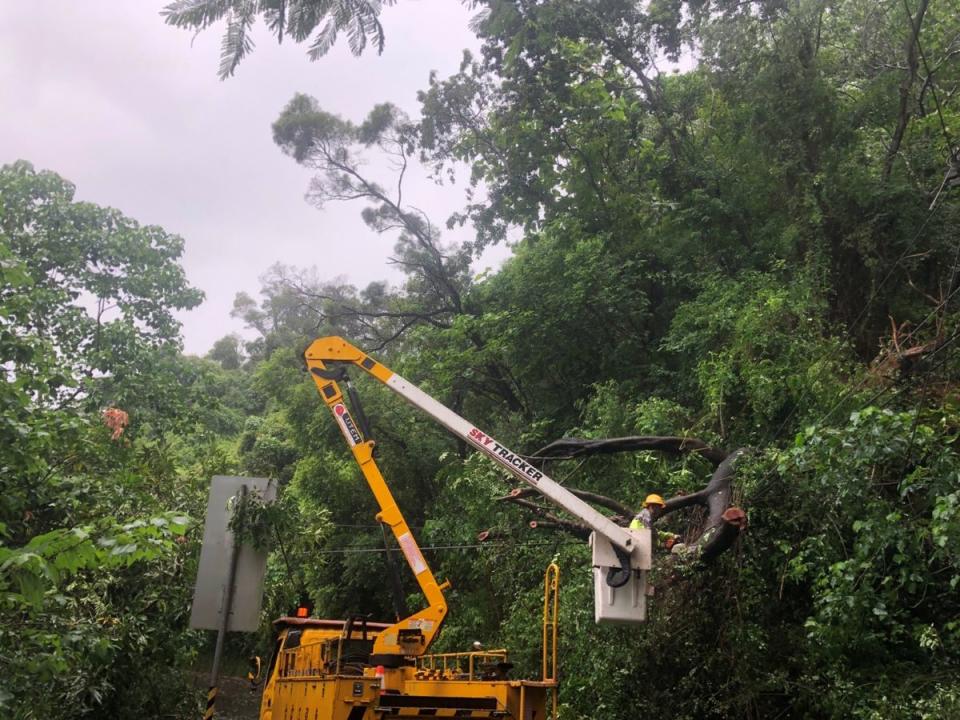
[532,436,729,466]
[485,436,748,566]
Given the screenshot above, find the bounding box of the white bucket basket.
[590,530,650,624]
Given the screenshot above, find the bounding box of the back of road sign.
[189,476,276,632]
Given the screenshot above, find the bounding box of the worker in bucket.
[631,494,682,551]
[630,493,665,531]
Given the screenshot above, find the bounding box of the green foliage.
[0,161,206,435]
[0,164,212,719]
[0,514,191,607]
[0,160,202,357]
[207,333,245,370]
[665,270,852,440]
[238,413,300,483]
[781,409,960,658]
[162,0,396,79]
[8,0,960,716]
[710,406,960,718]
[223,2,960,714]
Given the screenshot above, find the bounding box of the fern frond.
[345,3,368,56]
[162,0,236,29]
[288,0,333,42]
[467,8,490,35]
[218,3,257,79]
[307,18,339,60]
[164,0,393,71]
[262,0,287,42]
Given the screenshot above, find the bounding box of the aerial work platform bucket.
[590,529,650,624]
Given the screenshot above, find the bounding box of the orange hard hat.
[644,494,666,508]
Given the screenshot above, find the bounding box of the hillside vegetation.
[3,1,960,718]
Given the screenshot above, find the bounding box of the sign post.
[191,476,275,719]
[205,483,245,720]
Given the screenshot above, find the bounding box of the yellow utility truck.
[255,337,650,719]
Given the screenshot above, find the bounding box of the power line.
[803,325,960,433]
[751,315,960,502]
[846,0,957,333]
[904,0,958,165]
[881,224,960,353]
[311,540,585,555]
[905,324,960,374]
[861,230,960,417]
[333,523,425,529]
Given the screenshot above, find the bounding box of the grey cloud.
[0,1,482,354]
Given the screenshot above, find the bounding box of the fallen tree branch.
[698,508,749,563]
[476,528,510,543]
[532,436,728,467]
[657,489,710,515]
[657,449,746,528]
[502,436,749,566]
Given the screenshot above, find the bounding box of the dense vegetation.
[4,1,960,717]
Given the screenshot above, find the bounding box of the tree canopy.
[4,0,960,718]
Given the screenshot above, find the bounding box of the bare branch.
[527,519,591,541]
[532,436,728,467]
[883,0,931,180]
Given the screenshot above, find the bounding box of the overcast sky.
[0,1,486,355]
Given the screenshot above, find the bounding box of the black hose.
[605,543,633,588]
[346,381,374,441]
[381,523,409,621]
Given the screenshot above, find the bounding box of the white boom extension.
[305,337,650,623]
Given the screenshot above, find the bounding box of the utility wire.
[781,102,958,440]
[881,223,960,353]
[806,318,960,444]
[868,226,960,415]
[312,540,585,555]
[755,314,960,496]
[802,324,960,433]
[333,523,425,529]
[906,324,960,373]
[849,2,960,332]
[752,309,960,500]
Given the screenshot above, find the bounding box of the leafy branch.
[0,513,192,609]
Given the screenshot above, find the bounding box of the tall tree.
[0,162,213,720]
[0,160,204,417]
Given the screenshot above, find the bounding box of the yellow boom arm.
[306,337,651,648]
[306,339,449,657]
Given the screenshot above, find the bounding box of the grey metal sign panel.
[189,476,276,632]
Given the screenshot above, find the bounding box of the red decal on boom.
[469,428,494,446]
